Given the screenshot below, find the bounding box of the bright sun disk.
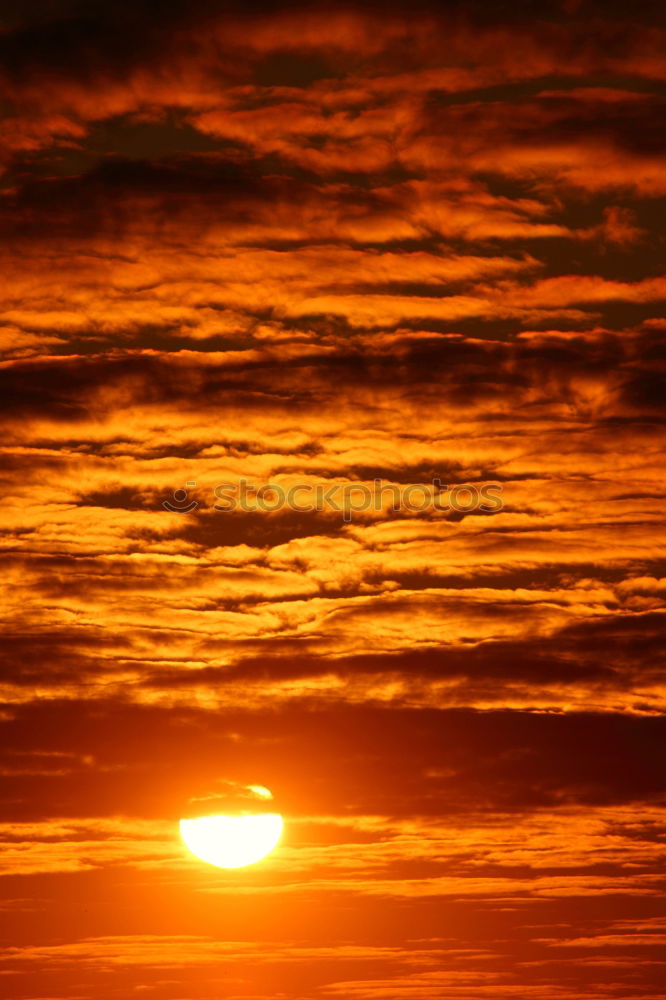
[179,813,283,869]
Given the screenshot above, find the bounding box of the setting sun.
[179,814,284,869]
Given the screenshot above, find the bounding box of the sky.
[0,1,665,998]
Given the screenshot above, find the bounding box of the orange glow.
[1,3,665,999]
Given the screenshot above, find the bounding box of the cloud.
[1,5,665,1000]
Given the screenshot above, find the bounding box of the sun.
[179,813,284,869]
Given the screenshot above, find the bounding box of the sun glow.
[179,813,284,869]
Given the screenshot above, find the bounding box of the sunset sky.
[1,1,665,998]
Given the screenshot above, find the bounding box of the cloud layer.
[0,2,664,999]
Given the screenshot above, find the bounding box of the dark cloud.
[1,700,665,823]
